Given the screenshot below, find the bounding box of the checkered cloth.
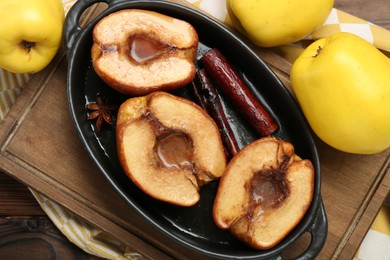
[310,8,390,52]
[1,1,389,259]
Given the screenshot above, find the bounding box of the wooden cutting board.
[0,1,388,259]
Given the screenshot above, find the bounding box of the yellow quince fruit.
[290,32,390,154]
[229,0,334,47]
[0,0,64,74]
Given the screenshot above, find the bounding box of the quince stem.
[313,46,323,58]
[19,40,36,53]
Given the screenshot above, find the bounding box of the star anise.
[86,95,118,132]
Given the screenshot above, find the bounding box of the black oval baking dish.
[64,0,327,259]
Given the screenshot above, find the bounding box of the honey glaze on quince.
[246,167,290,220]
[141,110,195,173]
[127,34,177,64]
[155,132,194,172]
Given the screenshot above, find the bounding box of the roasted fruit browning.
[116,91,226,206]
[213,137,314,249]
[91,9,199,95]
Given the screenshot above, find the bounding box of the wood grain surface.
[0,0,389,259]
[0,216,102,259]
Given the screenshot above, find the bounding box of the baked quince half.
[116,91,226,206]
[91,9,199,95]
[213,137,314,249]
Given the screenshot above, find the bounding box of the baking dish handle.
[272,198,327,260]
[64,0,118,55]
[292,197,328,260]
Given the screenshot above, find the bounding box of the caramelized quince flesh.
[213,137,314,249]
[116,91,226,206]
[91,9,199,95]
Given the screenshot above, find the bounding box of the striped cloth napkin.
[1,0,389,259]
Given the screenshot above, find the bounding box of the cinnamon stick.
[192,69,240,159]
[200,48,279,137]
